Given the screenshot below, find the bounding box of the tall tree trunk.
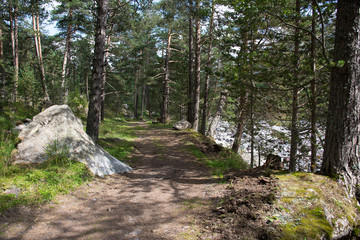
[187,0,194,124]
[249,84,254,168]
[232,93,248,152]
[141,83,146,118]
[133,52,139,119]
[310,0,317,172]
[101,34,111,121]
[61,7,73,104]
[321,0,360,199]
[10,6,18,102]
[200,1,215,135]
[207,90,228,138]
[0,22,5,99]
[160,27,172,124]
[86,0,108,142]
[192,0,201,131]
[289,0,300,172]
[207,60,220,118]
[33,12,50,105]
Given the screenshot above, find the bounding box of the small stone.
[4,187,21,197]
[173,119,192,130]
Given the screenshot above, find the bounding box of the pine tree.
[321,0,360,199]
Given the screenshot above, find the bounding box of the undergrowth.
[147,122,173,129]
[185,131,248,177]
[0,103,92,213]
[0,139,92,212]
[98,118,140,166]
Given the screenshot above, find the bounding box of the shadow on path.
[0,122,224,240]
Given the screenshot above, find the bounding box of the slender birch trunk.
[33,12,50,105]
[10,6,19,102]
[0,22,5,98]
[101,34,111,121]
[61,8,73,104]
[160,27,172,124]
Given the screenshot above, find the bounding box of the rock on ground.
[14,104,132,177]
[173,119,191,130]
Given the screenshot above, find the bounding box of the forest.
[0,0,360,239]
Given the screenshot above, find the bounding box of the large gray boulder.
[14,105,132,177]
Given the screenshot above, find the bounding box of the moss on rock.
[273,172,360,239]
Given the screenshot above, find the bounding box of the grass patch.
[98,118,140,166]
[184,132,247,177]
[147,122,173,129]
[206,150,248,177]
[99,118,138,140]
[0,147,92,212]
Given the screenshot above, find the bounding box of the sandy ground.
[0,122,226,240]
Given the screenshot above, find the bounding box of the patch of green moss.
[275,173,360,239]
[282,207,332,240]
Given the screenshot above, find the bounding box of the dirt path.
[0,122,224,240]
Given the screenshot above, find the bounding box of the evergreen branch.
[266,11,330,64]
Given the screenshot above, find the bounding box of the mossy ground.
[274,172,360,239]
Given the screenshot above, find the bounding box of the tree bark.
[160,27,172,124]
[321,0,360,199]
[101,34,111,121]
[187,0,194,124]
[0,22,5,99]
[61,7,73,104]
[232,93,248,152]
[207,90,228,138]
[10,6,18,102]
[200,1,215,135]
[310,0,317,172]
[192,0,201,131]
[133,51,139,119]
[86,0,108,142]
[249,84,254,168]
[289,0,300,172]
[141,83,146,118]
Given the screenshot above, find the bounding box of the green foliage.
[67,91,89,119]
[43,139,71,167]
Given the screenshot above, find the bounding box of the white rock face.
[173,119,192,130]
[14,105,132,177]
[213,120,324,171]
